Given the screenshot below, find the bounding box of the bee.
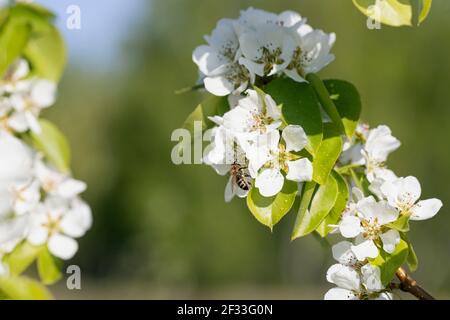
[230,162,252,192]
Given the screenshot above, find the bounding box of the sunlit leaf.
[37,248,62,285]
[292,175,338,239]
[312,123,343,185]
[29,119,71,172]
[353,0,433,27]
[370,239,409,286]
[0,276,53,300]
[4,242,43,276]
[317,171,349,237]
[247,180,298,230]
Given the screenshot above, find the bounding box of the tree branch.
[395,267,435,300]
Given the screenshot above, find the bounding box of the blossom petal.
[380,229,400,254]
[351,239,379,261]
[338,216,361,238]
[286,158,313,182]
[324,288,358,300]
[282,125,308,152]
[48,233,78,260]
[255,168,284,197]
[332,241,357,266]
[410,199,442,221]
[361,264,384,292]
[326,264,360,291]
[204,76,235,96]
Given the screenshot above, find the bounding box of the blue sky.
[37,0,148,69]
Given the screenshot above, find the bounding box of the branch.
[395,267,435,300]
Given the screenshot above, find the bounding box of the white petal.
[255,168,284,197]
[358,201,399,225]
[48,233,78,260]
[224,177,235,203]
[0,215,29,244]
[57,179,87,198]
[27,225,48,246]
[282,125,308,152]
[351,239,379,261]
[410,199,442,221]
[326,264,360,291]
[30,80,57,108]
[286,158,313,182]
[365,125,400,163]
[332,241,357,266]
[361,264,384,292]
[204,76,234,96]
[60,201,92,238]
[324,288,358,300]
[380,229,400,254]
[338,216,361,238]
[192,45,222,75]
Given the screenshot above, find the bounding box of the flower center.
[256,46,284,75]
[361,217,381,240]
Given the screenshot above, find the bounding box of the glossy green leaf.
[317,171,349,237]
[312,123,343,185]
[0,16,31,76]
[0,276,53,300]
[353,0,432,27]
[324,80,362,139]
[29,119,71,172]
[247,180,298,229]
[37,248,62,285]
[265,78,323,156]
[387,214,410,232]
[292,175,338,239]
[4,242,43,276]
[24,25,66,81]
[401,233,419,272]
[370,239,409,286]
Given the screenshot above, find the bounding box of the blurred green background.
[38,0,450,299]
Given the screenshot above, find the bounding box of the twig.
[395,267,435,300]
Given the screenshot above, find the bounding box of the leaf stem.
[395,267,435,300]
[306,73,346,135]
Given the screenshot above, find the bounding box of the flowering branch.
[395,267,435,300]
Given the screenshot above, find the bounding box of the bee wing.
[225,177,235,203]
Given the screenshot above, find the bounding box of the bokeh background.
[35,0,450,299]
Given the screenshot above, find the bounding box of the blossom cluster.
[325,124,443,299]
[193,7,335,96]
[0,59,92,276]
[191,7,443,300]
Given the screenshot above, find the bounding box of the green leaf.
[324,80,362,139]
[317,171,349,237]
[247,180,298,229]
[29,119,71,172]
[312,123,343,185]
[4,242,43,276]
[183,95,228,135]
[353,0,432,27]
[265,78,323,156]
[292,175,338,239]
[407,241,419,272]
[387,214,410,232]
[24,25,66,81]
[0,16,31,76]
[0,276,53,300]
[37,248,62,285]
[370,239,409,286]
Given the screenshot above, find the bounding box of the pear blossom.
[193,19,252,96]
[8,79,57,133]
[284,28,336,82]
[35,160,87,199]
[0,131,34,217]
[363,125,400,182]
[338,199,400,261]
[27,197,92,260]
[251,126,313,197]
[0,59,30,95]
[380,176,442,221]
[10,180,40,215]
[220,89,282,141]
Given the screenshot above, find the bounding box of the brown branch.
[395,267,435,300]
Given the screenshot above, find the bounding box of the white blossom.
[338,198,400,261]
[380,176,442,221]
[27,197,92,260]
